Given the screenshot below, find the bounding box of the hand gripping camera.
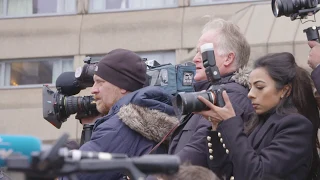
[42,57,99,129]
[174,43,225,116]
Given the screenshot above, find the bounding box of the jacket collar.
[193,73,235,92]
[249,112,284,148]
[192,66,252,92]
[118,104,178,142]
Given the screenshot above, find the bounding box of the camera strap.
[148,113,193,154]
[148,123,179,154]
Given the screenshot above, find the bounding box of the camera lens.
[65,96,80,115]
[272,0,292,17]
[274,0,280,16]
[64,95,97,116]
[272,0,319,17]
[176,91,215,115]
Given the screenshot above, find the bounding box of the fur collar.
[117,104,179,142]
[231,66,252,88]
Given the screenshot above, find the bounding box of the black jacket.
[206,112,313,180]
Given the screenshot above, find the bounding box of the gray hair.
[202,18,250,69]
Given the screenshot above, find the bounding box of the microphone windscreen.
[0,135,41,167]
[55,72,82,96]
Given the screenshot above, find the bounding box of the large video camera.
[42,57,100,129]
[174,43,225,116]
[272,0,320,42]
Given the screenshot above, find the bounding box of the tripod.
[80,124,94,146]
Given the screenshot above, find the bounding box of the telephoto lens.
[175,91,215,115]
[271,0,319,18]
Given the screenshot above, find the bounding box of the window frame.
[190,0,266,6]
[0,57,74,89]
[0,0,77,19]
[88,0,179,13]
[89,50,176,65]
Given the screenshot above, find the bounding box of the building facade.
[0,0,317,143]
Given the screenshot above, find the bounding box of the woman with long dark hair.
[198,52,320,180]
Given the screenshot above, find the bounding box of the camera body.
[42,57,99,129]
[75,56,97,88]
[175,43,225,116]
[145,60,196,96]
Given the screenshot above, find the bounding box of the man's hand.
[308,41,320,69]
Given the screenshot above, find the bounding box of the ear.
[223,52,235,67]
[120,89,127,94]
[281,84,292,98]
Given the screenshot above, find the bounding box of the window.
[190,0,263,5]
[0,57,73,88]
[0,0,76,17]
[0,0,3,16]
[90,0,177,12]
[90,51,176,65]
[139,51,176,65]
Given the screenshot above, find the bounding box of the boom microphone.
[0,134,41,167]
[2,134,180,180]
[0,134,127,167]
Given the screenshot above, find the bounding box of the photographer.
[167,18,254,170]
[199,52,320,179]
[73,49,178,180]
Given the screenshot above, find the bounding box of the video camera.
[144,59,196,96]
[272,0,320,42]
[42,57,100,129]
[174,43,225,116]
[42,55,197,129]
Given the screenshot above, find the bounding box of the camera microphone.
[55,72,83,96]
[0,134,128,167]
[0,134,41,167]
[2,134,180,179]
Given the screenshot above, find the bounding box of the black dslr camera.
[42,57,99,129]
[272,0,320,42]
[174,43,225,115]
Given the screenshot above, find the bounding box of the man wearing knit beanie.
[92,49,147,114]
[73,49,178,180]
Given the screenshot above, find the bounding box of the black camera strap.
[148,113,193,154]
[148,123,179,154]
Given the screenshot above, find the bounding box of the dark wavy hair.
[244,52,320,179]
